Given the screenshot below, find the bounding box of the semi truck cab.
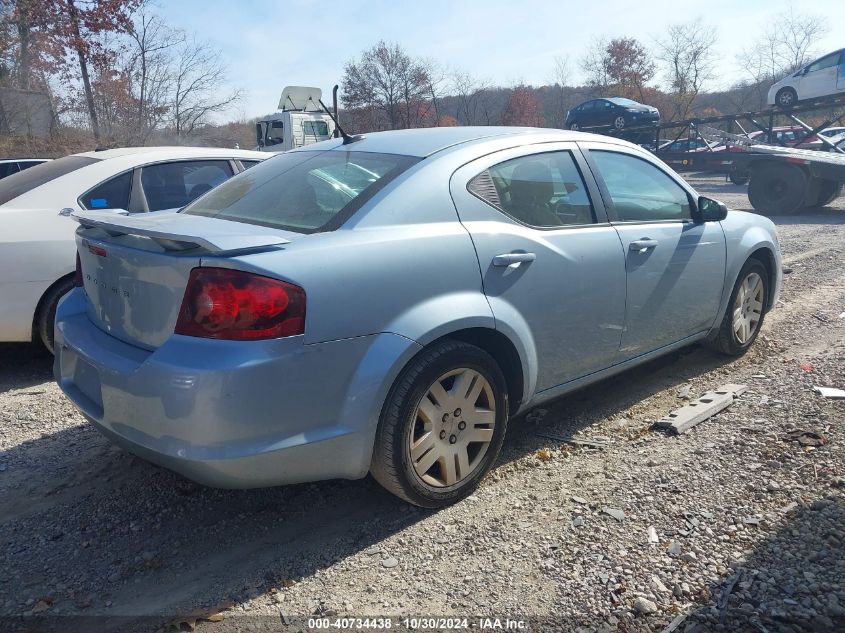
[255,86,337,152]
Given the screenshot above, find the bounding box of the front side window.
[468,151,595,227]
[81,171,132,210]
[182,150,419,233]
[141,160,233,211]
[0,163,19,179]
[591,150,691,222]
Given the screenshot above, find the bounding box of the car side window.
[240,160,261,170]
[591,150,692,222]
[81,171,132,210]
[468,151,595,228]
[807,52,839,73]
[141,160,233,211]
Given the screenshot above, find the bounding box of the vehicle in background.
[565,97,660,132]
[255,86,337,152]
[0,146,267,352]
[0,158,50,179]
[658,138,721,153]
[55,127,781,507]
[820,127,845,138]
[767,48,845,108]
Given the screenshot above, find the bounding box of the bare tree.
[125,7,182,141]
[655,18,717,120]
[170,36,240,139]
[450,69,490,125]
[580,37,611,94]
[342,41,432,130]
[738,8,827,106]
[548,54,571,128]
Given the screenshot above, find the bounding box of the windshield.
[181,150,419,233]
[0,155,99,206]
[608,98,641,107]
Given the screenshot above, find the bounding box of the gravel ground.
[0,175,843,633]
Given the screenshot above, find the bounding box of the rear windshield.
[181,150,419,233]
[0,155,99,206]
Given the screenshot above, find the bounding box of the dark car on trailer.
[565,97,660,132]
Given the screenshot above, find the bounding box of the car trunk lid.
[74,211,299,349]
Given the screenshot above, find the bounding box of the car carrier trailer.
[730,145,845,215]
[593,93,845,215]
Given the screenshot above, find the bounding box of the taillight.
[74,252,83,287]
[174,267,305,340]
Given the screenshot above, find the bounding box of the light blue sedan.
[54,127,782,507]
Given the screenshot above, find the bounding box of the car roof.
[294,127,621,158]
[73,146,266,160]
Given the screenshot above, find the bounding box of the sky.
[156,0,845,120]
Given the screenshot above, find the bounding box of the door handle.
[492,252,536,267]
[629,239,658,253]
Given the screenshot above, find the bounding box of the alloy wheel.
[732,272,764,344]
[408,368,496,488]
[614,116,626,130]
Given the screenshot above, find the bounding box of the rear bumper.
[54,288,421,488]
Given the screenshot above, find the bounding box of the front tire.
[775,87,797,108]
[705,259,768,356]
[36,277,74,354]
[370,340,509,507]
[568,122,581,131]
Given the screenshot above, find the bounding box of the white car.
[0,146,267,351]
[767,48,845,108]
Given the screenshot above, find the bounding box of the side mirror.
[697,196,728,222]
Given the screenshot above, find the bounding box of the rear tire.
[36,276,74,354]
[568,122,581,131]
[747,162,807,215]
[815,180,842,207]
[705,259,768,356]
[370,340,509,507]
[613,116,626,130]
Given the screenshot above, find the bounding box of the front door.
[584,145,727,362]
[450,144,627,392]
[799,51,841,99]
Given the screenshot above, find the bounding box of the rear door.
[582,143,726,362]
[450,143,626,392]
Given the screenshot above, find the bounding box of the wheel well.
[436,328,525,411]
[748,248,776,310]
[31,272,75,340]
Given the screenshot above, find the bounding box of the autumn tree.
[342,41,434,130]
[548,54,572,128]
[582,37,655,100]
[655,18,717,119]
[501,85,543,127]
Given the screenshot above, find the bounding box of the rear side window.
[591,150,692,222]
[0,155,99,206]
[81,171,132,210]
[141,160,233,211]
[0,163,19,179]
[182,151,419,233]
[468,151,595,227]
[239,160,261,170]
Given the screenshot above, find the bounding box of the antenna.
[318,99,363,145]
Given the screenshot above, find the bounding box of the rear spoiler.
[73,210,291,253]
